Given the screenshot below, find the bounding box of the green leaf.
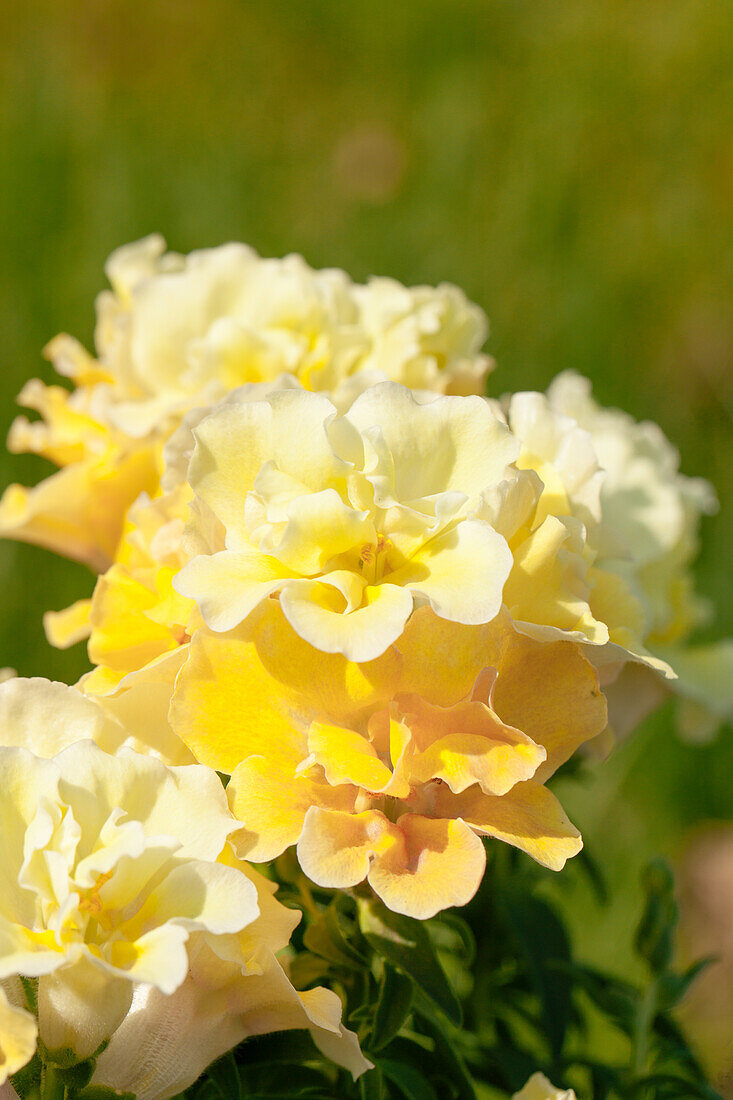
[289,952,334,989]
[76,1088,137,1100]
[305,900,368,970]
[357,898,462,1027]
[635,860,678,975]
[204,1052,244,1100]
[656,956,716,1011]
[359,1065,385,1100]
[414,1013,477,1100]
[378,1058,439,1100]
[236,1029,324,1065]
[554,961,639,1033]
[370,964,414,1051]
[626,1074,723,1099]
[10,1052,42,1096]
[429,913,476,966]
[500,892,572,1059]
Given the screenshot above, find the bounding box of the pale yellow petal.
[512,1071,578,1100]
[391,519,512,626]
[345,383,518,506]
[308,722,394,791]
[0,986,37,1084]
[438,782,582,871]
[395,606,499,706]
[505,515,608,644]
[38,959,132,1062]
[0,445,158,572]
[173,548,292,632]
[280,578,413,662]
[43,599,92,650]
[487,632,607,780]
[227,756,330,861]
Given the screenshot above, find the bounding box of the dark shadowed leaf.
[371,964,414,1051]
[378,1058,440,1100]
[500,892,572,1059]
[357,898,462,1027]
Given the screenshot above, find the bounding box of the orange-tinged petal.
[407,731,544,796]
[437,781,582,871]
[368,814,486,919]
[398,691,545,795]
[297,808,400,889]
[394,606,499,706]
[487,632,607,780]
[228,757,355,862]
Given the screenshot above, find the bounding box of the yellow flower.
[0,384,160,572]
[512,1071,578,1099]
[170,602,606,918]
[0,679,367,1088]
[82,486,197,691]
[1,236,492,575]
[0,740,258,1058]
[174,382,519,662]
[90,922,370,1099]
[547,371,730,738]
[504,387,672,675]
[0,986,37,1085]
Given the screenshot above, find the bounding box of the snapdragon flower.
[170,602,606,918]
[0,237,491,575]
[546,372,732,739]
[0,679,367,1091]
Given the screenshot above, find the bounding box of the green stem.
[631,978,658,1080]
[39,1063,67,1100]
[19,975,39,1014]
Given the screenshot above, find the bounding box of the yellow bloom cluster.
[0,236,490,575]
[0,678,367,1093]
[544,373,732,740]
[0,239,727,1093]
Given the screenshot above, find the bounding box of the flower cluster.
[0,678,366,1093]
[0,236,490,576]
[0,239,727,1096]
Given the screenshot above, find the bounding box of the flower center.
[358,533,393,582]
[78,870,114,917]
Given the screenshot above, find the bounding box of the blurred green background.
[1,0,731,1089]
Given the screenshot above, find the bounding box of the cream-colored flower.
[174,382,519,662]
[90,925,370,1099]
[0,237,492,575]
[503,386,674,679]
[0,986,37,1086]
[0,680,367,1088]
[0,738,258,1059]
[512,1071,578,1099]
[547,371,730,737]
